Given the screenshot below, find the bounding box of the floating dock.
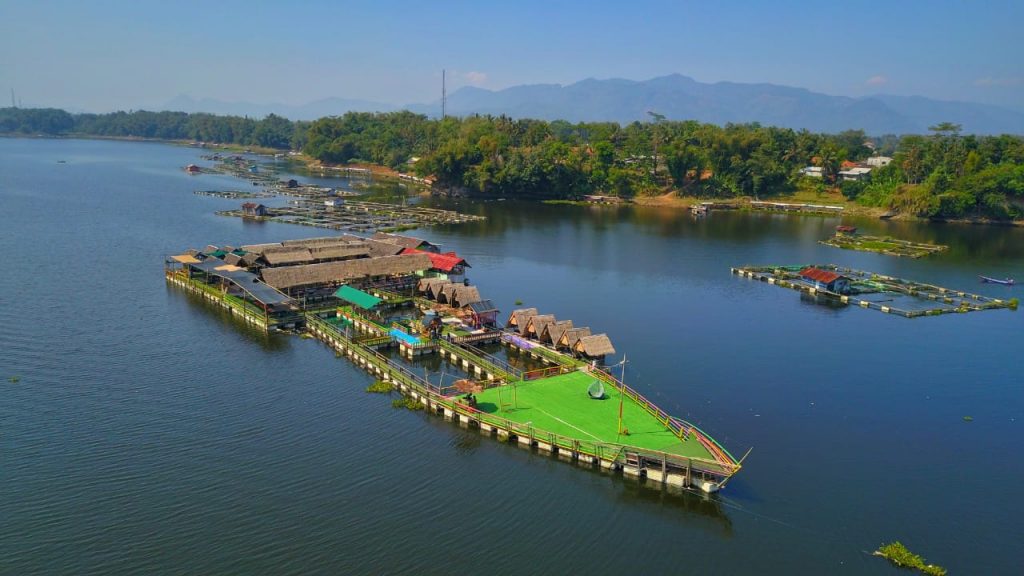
[733,264,1016,318]
[165,234,742,494]
[307,313,740,493]
[820,228,947,258]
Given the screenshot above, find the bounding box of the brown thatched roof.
[260,253,432,290]
[241,242,285,253]
[507,308,538,334]
[417,277,449,293]
[281,236,347,247]
[309,244,369,260]
[262,247,314,266]
[575,334,615,357]
[526,314,556,338]
[439,282,460,304]
[558,327,591,350]
[427,281,453,300]
[452,285,482,308]
[365,238,406,257]
[372,232,430,250]
[540,320,573,345]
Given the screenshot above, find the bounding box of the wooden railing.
[440,340,520,381]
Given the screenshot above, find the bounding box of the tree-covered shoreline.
[3,106,1022,220]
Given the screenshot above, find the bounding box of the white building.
[866,156,893,167]
[839,167,873,181]
[800,166,824,178]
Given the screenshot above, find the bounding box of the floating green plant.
[874,541,946,576]
[366,380,394,394]
[962,416,973,422]
[8,376,19,383]
[514,299,523,306]
[392,397,423,411]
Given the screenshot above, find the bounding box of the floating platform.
[217,199,483,233]
[307,314,740,493]
[733,264,1017,318]
[166,234,742,495]
[820,230,947,258]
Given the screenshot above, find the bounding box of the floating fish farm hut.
[167,234,743,493]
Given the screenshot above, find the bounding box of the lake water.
[1,137,1021,575]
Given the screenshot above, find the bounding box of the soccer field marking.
[533,407,605,442]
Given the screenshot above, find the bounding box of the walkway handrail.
[440,339,521,380]
[307,314,738,478]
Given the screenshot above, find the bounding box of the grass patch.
[366,379,394,394]
[874,541,946,575]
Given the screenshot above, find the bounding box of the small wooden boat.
[980,276,1015,285]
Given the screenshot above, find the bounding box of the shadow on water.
[798,292,849,312]
[166,284,291,352]
[414,404,734,533]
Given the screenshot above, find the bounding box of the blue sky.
[1,0,1021,111]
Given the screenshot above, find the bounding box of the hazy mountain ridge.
[162,94,396,120]
[162,75,1024,135]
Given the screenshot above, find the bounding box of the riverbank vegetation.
[3,106,1022,220]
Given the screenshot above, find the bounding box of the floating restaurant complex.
[166,233,743,493]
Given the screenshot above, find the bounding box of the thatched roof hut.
[260,253,431,290]
[372,232,438,252]
[427,281,453,301]
[574,334,615,358]
[506,308,538,335]
[365,238,406,257]
[439,282,460,304]
[262,247,314,266]
[417,277,448,294]
[240,242,284,253]
[540,320,573,345]
[526,314,556,339]
[558,327,591,350]
[223,252,245,266]
[452,285,482,308]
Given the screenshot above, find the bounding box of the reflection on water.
[2,138,1021,575]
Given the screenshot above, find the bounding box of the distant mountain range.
[161,94,396,120]
[161,75,1024,135]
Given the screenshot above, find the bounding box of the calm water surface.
[1,138,1022,574]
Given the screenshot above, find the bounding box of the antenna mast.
[10,88,15,108]
[442,69,446,119]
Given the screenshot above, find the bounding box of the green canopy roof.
[334,285,382,310]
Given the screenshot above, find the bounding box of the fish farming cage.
[733,264,1014,317]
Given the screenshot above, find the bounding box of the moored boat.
[980,275,1015,285]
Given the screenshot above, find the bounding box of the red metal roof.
[799,267,843,284]
[401,248,468,272]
